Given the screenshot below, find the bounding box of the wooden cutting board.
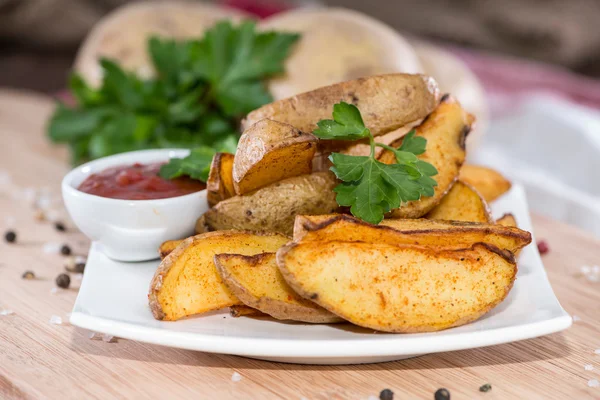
[1,90,599,400]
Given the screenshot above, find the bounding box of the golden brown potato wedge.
[379,96,472,218]
[199,172,339,236]
[229,305,263,318]
[496,213,517,228]
[159,239,184,259]
[215,253,342,323]
[426,181,493,223]
[293,214,531,254]
[277,241,516,332]
[148,231,288,321]
[243,74,440,138]
[459,164,512,202]
[233,119,318,195]
[206,152,235,207]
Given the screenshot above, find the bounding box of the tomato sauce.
[78,162,205,200]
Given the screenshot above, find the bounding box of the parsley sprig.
[48,20,299,168]
[313,102,438,224]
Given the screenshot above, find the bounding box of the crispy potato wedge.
[207,152,235,207]
[148,231,288,321]
[233,119,318,195]
[199,172,339,236]
[496,213,517,228]
[293,214,531,254]
[159,239,184,259]
[229,305,263,318]
[215,253,342,323]
[379,96,472,218]
[243,74,440,138]
[459,164,512,202]
[277,241,516,332]
[426,181,493,223]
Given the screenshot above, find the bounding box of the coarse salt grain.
[593,265,600,273]
[50,287,59,295]
[585,364,594,371]
[75,255,87,264]
[43,242,62,254]
[36,195,53,210]
[45,209,62,223]
[572,315,581,322]
[595,349,600,355]
[4,216,16,227]
[49,315,62,325]
[581,265,591,275]
[22,188,37,205]
[367,396,379,400]
[89,332,100,340]
[588,379,599,388]
[0,170,11,186]
[0,309,14,316]
[73,273,84,281]
[102,334,115,343]
[231,372,242,382]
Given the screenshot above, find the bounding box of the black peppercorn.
[380,389,394,400]
[54,222,66,232]
[55,273,71,289]
[74,262,86,273]
[4,230,16,243]
[479,384,492,393]
[434,388,450,400]
[22,271,35,280]
[60,245,72,256]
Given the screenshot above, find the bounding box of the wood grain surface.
[1,90,599,400]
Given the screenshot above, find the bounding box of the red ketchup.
[78,162,205,200]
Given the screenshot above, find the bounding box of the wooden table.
[1,90,599,400]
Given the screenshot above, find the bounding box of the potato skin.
[215,253,342,323]
[459,164,512,202]
[277,241,516,333]
[293,214,532,254]
[199,172,339,236]
[243,74,440,138]
[206,153,235,207]
[233,119,318,195]
[229,305,262,318]
[426,180,493,223]
[159,239,184,259]
[380,96,472,218]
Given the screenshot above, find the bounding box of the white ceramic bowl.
[62,149,208,262]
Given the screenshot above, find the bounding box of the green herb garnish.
[313,102,438,224]
[48,20,300,167]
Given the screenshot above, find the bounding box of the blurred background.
[2,0,600,236]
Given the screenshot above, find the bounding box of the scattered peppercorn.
[479,384,492,393]
[4,230,16,243]
[537,240,549,255]
[55,273,71,289]
[22,271,35,280]
[434,388,450,400]
[54,222,66,232]
[380,388,394,400]
[60,245,72,256]
[74,262,86,273]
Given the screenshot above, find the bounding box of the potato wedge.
[159,239,184,259]
[379,96,472,218]
[233,119,318,195]
[199,172,339,236]
[148,231,288,321]
[459,164,512,202]
[206,152,235,207]
[229,305,262,318]
[215,253,342,323]
[426,181,493,223]
[243,74,440,138]
[293,214,531,254]
[277,241,516,332]
[496,213,517,228]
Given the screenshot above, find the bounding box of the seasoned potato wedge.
[379,96,472,218]
[148,231,288,321]
[459,164,512,202]
[229,305,263,318]
[159,239,184,259]
[199,172,339,236]
[277,241,516,332]
[207,152,235,207]
[496,213,517,228]
[233,119,318,195]
[243,74,440,138]
[215,253,341,323]
[293,214,531,254]
[426,181,493,223]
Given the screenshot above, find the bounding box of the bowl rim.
[61,148,207,206]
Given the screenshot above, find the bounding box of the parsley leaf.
[47,20,300,165]
[313,103,438,224]
[159,147,216,181]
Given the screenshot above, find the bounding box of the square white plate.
[70,184,572,364]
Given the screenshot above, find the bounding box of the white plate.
[70,184,572,364]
